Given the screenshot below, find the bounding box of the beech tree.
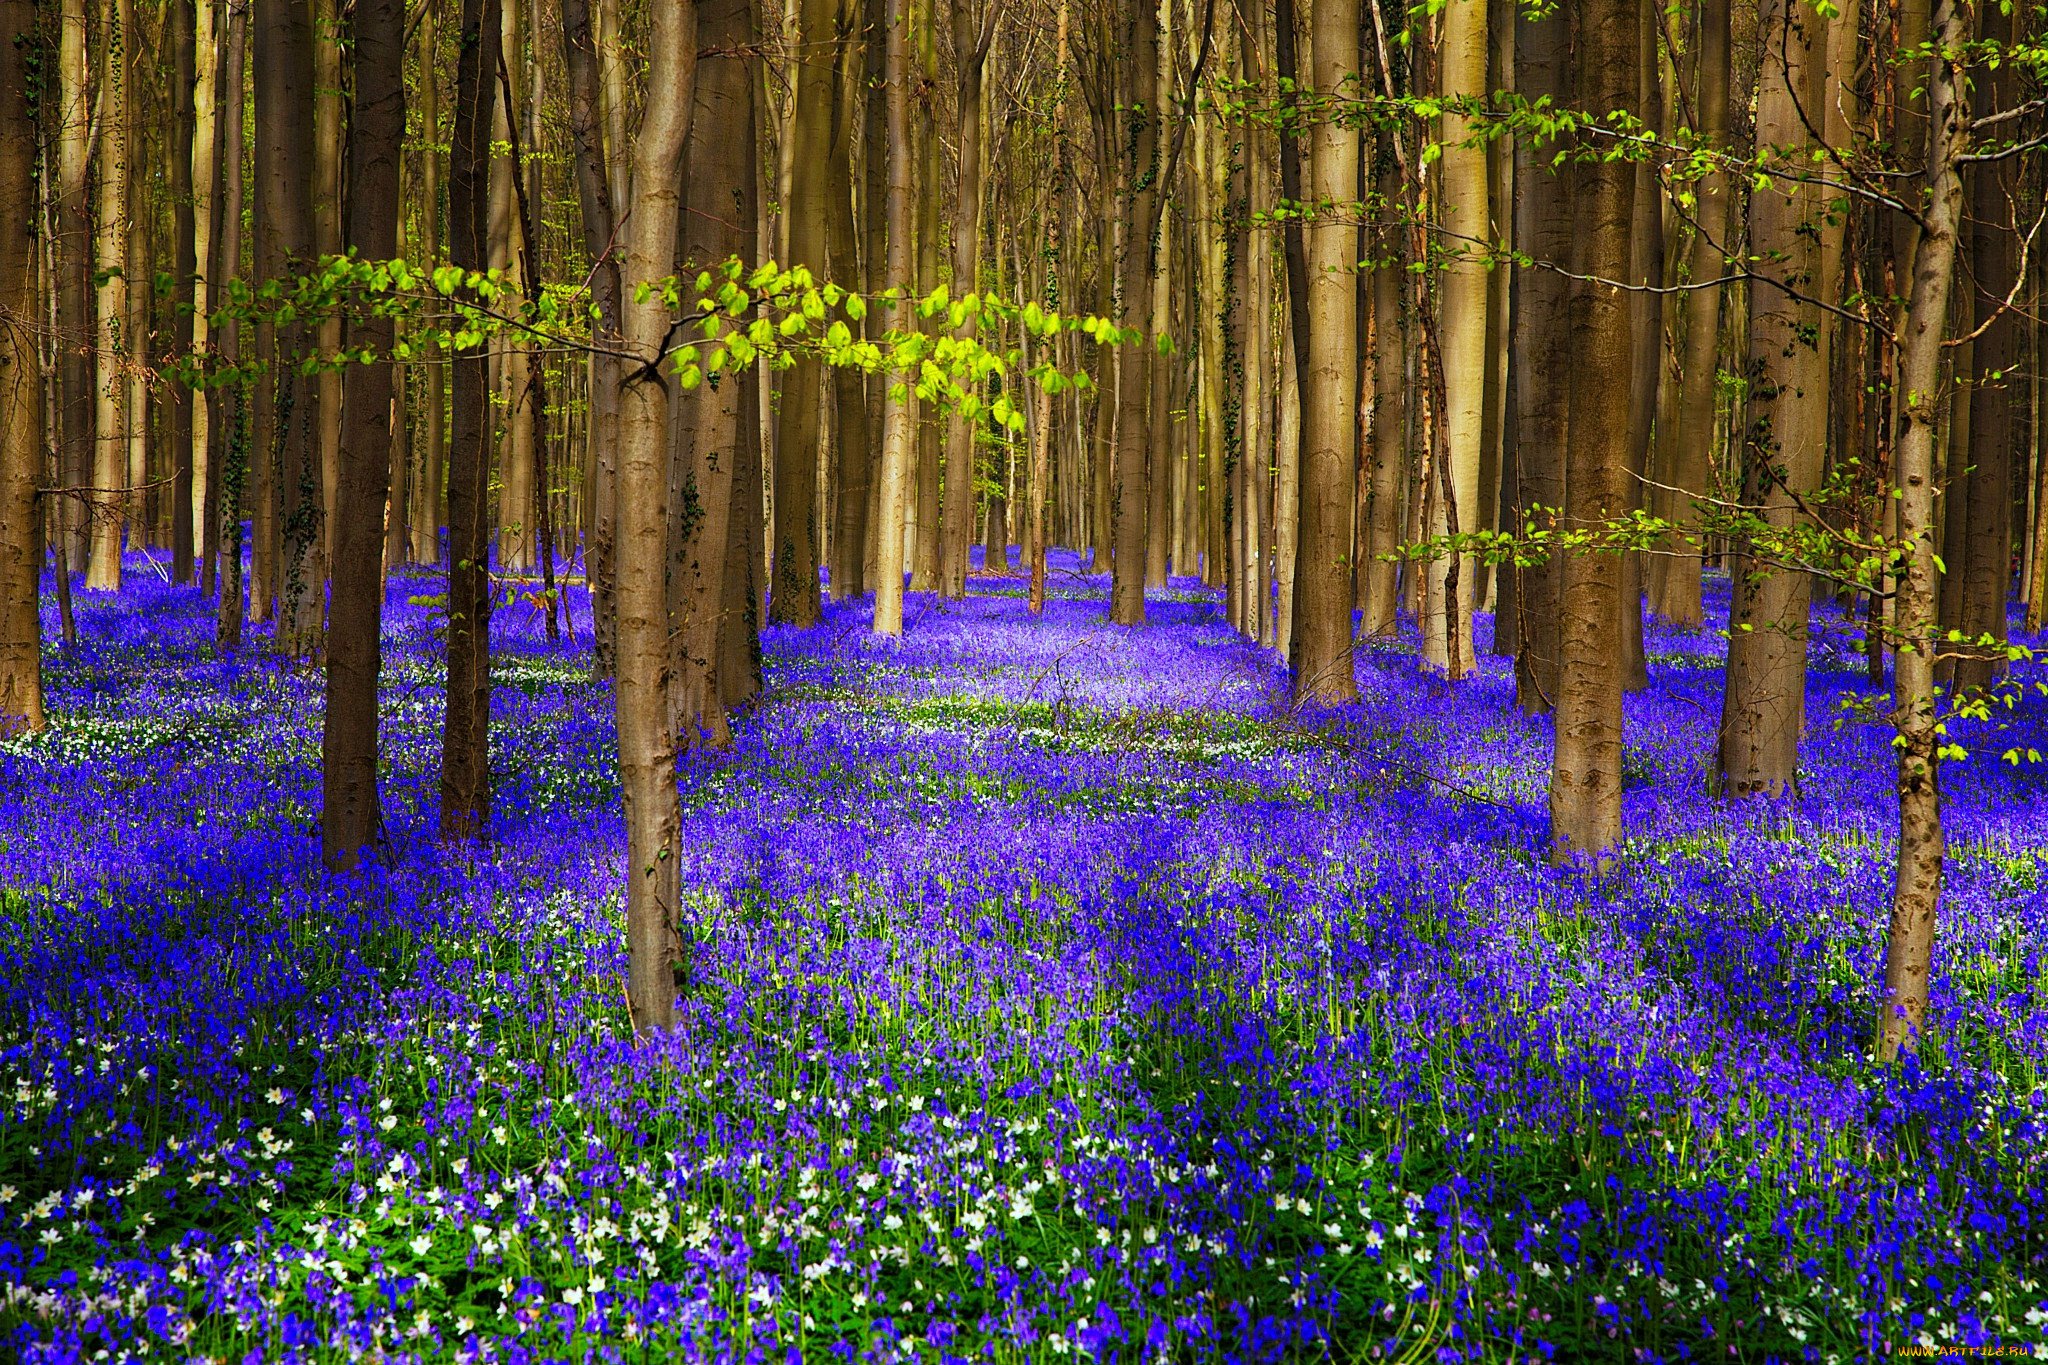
[0,0,38,737]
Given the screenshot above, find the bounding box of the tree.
[1107,0,1159,627]
[322,0,407,870]
[768,0,836,628]
[613,0,699,1034]
[54,0,91,582]
[870,0,921,636]
[211,0,250,651]
[0,0,41,737]
[85,0,132,593]
[1424,0,1488,680]
[938,0,997,598]
[1548,0,1635,863]
[1288,0,1359,705]
[255,0,325,656]
[1876,0,1969,1064]
[440,0,500,840]
[170,0,200,582]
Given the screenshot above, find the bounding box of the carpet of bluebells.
[2,548,2047,1364]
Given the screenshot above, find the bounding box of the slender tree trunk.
[0,0,41,736]
[767,0,835,626]
[212,2,249,650]
[1717,0,1834,797]
[1877,0,1967,1064]
[1549,0,1636,863]
[870,0,920,635]
[191,0,219,585]
[614,0,699,1036]
[1289,0,1359,705]
[412,0,448,568]
[440,0,500,839]
[170,0,199,581]
[55,0,92,579]
[1618,0,1660,691]
[1651,0,1729,627]
[313,0,343,569]
[1361,135,1404,636]
[938,0,993,598]
[1954,0,2016,696]
[86,0,131,592]
[323,0,405,870]
[1108,0,1159,626]
[827,0,873,601]
[1425,0,1487,678]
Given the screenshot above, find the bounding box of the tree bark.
[54,0,92,579]
[1549,0,1636,863]
[412,0,448,569]
[1108,0,1159,626]
[1649,0,1729,627]
[1512,5,1570,714]
[86,0,131,592]
[937,0,994,598]
[1289,0,1359,705]
[1425,0,1487,678]
[870,0,921,635]
[0,0,41,736]
[1877,0,1968,1064]
[171,0,199,581]
[1717,0,1834,798]
[827,0,873,600]
[669,0,756,744]
[439,0,501,840]
[768,0,836,627]
[614,0,699,1035]
[257,0,326,656]
[323,0,406,870]
[212,1,249,651]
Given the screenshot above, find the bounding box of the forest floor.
[2,550,2046,1363]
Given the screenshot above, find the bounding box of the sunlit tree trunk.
[1289,0,1359,705]
[440,0,501,839]
[1877,0,1968,1065]
[323,0,406,870]
[1424,0,1487,678]
[1549,0,1636,863]
[938,0,994,598]
[871,0,920,635]
[1361,132,1405,637]
[170,0,199,581]
[86,0,132,592]
[54,0,92,577]
[494,0,538,576]
[314,0,343,567]
[0,0,41,736]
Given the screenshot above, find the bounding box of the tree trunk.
[191,0,219,586]
[0,0,41,736]
[938,0,993,598]
[170,0,198,581]
[86,0,131,592]
[440,0,501,840]
[1549,0,1636,863]
[212,1,249,650]
[1954,0,2016,696]
[669,0,756,744]
[1512,5,1570,714]
[1717,0,1834,798]
[1289,0,1359,705]
[1649,0,1728,627]
[871,0,920,635]
[314,0,344,570]
[1618,0,1660,692]
[55,0,91,580]
[1877,0,1967,1065]
[1361,135,1404,636]
[257,0,326,656]
[322,0,406,870]
[767,0,835,627]
[827,0,873,601]
[1108,0,1159,626]
[1425,0,1487,678]
[614,0,699,1035]
[412,0,448,569]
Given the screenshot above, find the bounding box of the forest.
[1,0,2047,1357]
